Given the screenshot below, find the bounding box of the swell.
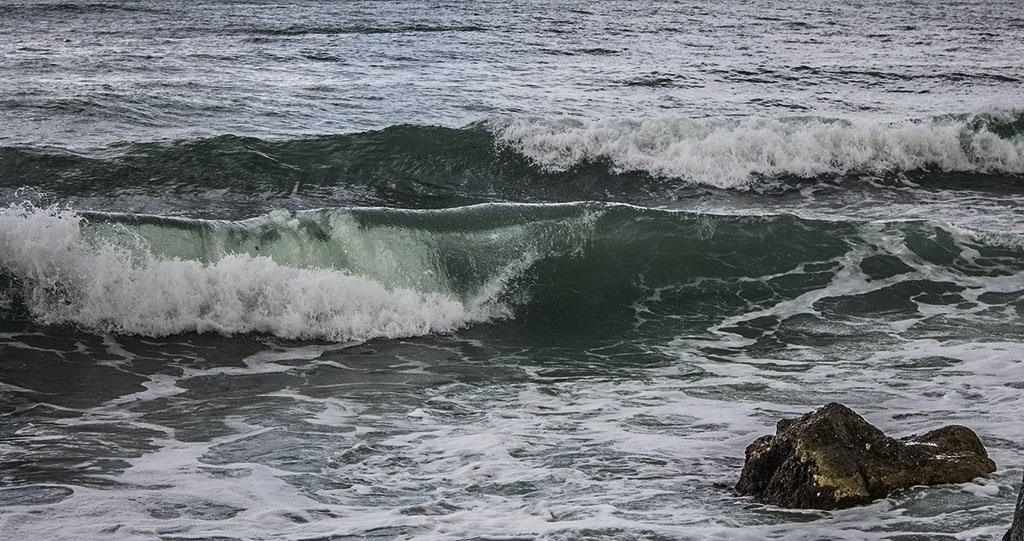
[2,202,1022,341]
[2,112,1022,208]
[2,2,165,15]
[0,126,545,210]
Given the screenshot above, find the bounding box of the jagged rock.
[1005,470,1024,541]
[736,403,996,509]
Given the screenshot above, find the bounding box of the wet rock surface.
[1006,471,1024,541]
[736,403,996,510]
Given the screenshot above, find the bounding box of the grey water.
[1,1,1023,539]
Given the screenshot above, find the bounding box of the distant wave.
[2,112,1022,203]
[490,110,1024,188]
[245,23,488,37]
[2,202,1022,341]
[3,2,164,15]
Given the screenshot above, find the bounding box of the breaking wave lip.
[489,110,1024,189]
[0,205,487,341]
[0,202,606,342]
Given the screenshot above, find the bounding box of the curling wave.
[2,201,1023,341]
[0,202,600,340]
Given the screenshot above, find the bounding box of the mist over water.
[1,1,1023,539]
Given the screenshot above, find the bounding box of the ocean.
[1,0,1023,539]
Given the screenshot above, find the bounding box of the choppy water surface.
[2,0,1023,146]
[1,0,1023,539]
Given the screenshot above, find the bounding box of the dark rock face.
[1006,471,1024,541]
[736,403,996,510]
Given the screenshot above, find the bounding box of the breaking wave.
[491,110,1024,188]
[2,201,1023,341]
[1,111,1022,210]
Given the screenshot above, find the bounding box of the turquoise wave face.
[3,202,1022,342]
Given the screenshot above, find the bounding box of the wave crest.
[491,111,1024,188]
[0,205,479,340]
[0,203,605,340]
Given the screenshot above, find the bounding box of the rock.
[735,403,996,509]
[1006,470,1024,541]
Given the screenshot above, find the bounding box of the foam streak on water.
[0,333,1020,540]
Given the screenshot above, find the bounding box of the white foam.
[491,113,1024,188]
[2,344,1019,540]
[0,204,488,341]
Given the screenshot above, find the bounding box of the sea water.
[1,1,1023,539]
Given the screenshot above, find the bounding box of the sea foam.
[0,204,485,341]
[491,112,1024,188]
